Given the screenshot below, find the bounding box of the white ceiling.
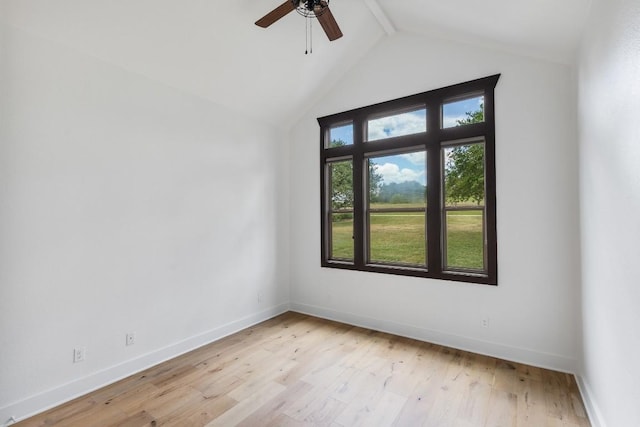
[2,0,592,128]
[376,0,592,63]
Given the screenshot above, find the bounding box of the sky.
[329,96,483,186]
[370,152,426,185]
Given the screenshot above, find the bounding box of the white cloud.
[400,151,426,166]
[368,110,426,141]
[376,162,425,184]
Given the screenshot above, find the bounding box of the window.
[319,75,499,285]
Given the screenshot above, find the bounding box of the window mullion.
[426,125,442,276]
[320,127,329,264]
[352,117,365,267]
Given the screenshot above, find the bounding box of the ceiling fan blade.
[255,1,296,28]
[315,5,343,41]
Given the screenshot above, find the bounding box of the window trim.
[318,74,500,285]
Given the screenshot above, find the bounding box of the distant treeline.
[372,181,426,204]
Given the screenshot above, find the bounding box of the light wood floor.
[16,312,590,426]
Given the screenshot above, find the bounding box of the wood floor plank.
[17,397,99,427]
[335,390,406,427]
[236,380,314,427]
[102,383,160,415]
[104,410,156,427]
[283,390,346,425]
[14,312,591,427]
[515,376,547,427]
[160,395,237,427]
[228,357,298,402]
[483,389,518,427]
[53,404,130,427]
[454,354,494,426]
[422,363,467,426]
[392,346,456,426]
[190,372,245,400]
[362,391,407,427]
[265,413,309,427]
[205,381,286,427]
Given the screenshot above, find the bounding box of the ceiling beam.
[363,0,396,35]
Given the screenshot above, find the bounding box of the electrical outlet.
[257,290,263,303]
[73,347,86,363]
[126,333,136,346]
[481,317,490,328]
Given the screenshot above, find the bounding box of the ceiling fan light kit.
[255,0,343,53]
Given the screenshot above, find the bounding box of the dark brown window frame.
[319,74,500,285]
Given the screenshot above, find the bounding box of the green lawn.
[369,213,426,265]
[444,211,484,269]
[331,210,484,270]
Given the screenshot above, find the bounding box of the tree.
[457,107,483,125]
[444,106,485,205]
[368,162,383,203]
[330,140,382,211]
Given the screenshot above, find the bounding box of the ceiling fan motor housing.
[293,0,329,17]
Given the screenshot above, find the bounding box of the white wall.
[578,0,640,425]
[0,23,289,422]
[289,32,581,372]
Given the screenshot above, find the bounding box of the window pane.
[445,210,484,270]
[442,95,484,128]
[368,152,427,207]
[443,142,485,271]
[329,123,353,147]
[329,159,353,261]
[367,108,426,141]
[369,212,426,266]
[443,143,485,207]
[331,213,353,260]
[368,151,426,266]
[329,160,353,211]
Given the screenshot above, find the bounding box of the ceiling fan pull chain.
[310,16,313,54]
[305,15,313,55]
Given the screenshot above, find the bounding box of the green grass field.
[331,210,484,270]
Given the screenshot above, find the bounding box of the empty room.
[0,0,638,426]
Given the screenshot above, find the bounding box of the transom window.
[319,75,499,285]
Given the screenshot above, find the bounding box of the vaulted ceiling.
[2,0,592,127]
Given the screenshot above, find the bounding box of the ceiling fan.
[255,0,343,42]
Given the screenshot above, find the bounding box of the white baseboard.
[575,374,606,427]
[290,302,578,374]
[1,303,290,425]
